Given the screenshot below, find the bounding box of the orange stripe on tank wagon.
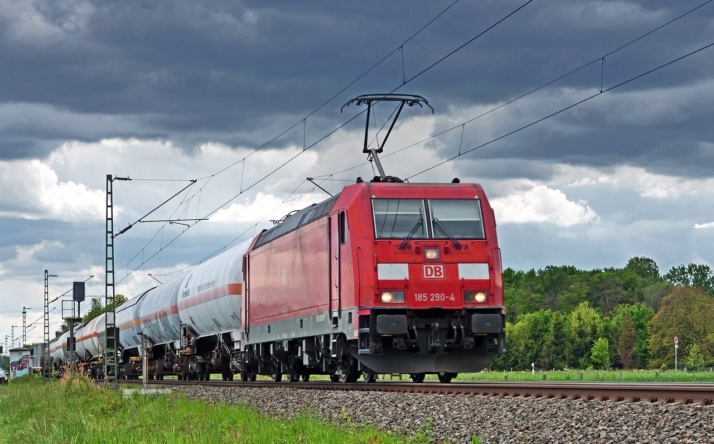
[177,283,243,310]
[140,305,179,325]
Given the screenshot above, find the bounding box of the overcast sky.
[2,0,713,348]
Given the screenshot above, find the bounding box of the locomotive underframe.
[355,307,505,374]
[222,306,504,382]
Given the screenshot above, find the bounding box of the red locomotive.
[236,95,504,382]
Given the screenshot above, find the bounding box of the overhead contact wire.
[328,0,713,179]
[405,41,714,180]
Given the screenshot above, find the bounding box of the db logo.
[423,264,445,279]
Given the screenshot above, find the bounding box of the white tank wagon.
[132,277,183,380]
[115,290,151,379]
[172,239,250,380]
[76,316,102,361]
[73,322,89,361]
[73,315,107,378]
[117,290,151,353]
[49,331,70,365]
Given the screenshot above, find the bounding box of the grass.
[0,375,433,444]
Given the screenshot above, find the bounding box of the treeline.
[489,258,714,371]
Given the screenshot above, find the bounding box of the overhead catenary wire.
[114,179,197,237]
[123,178,317,293]
[405,41,714,180]
[324,0,714,179]
[191,1,465,185]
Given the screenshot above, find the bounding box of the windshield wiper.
[432,218,462,249]
[399,218,423,249]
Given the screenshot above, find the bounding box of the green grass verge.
[0,375,432,444]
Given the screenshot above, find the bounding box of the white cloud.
[694,222,714,229]
[0,159,104,221]
[211,192,323,224]
[491,182,598,227]
[561,164,714,200]
[0,0,94,42]
[540,1,666,29]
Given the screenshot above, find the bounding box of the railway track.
[129,379,714,405]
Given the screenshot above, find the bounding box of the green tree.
[663,264,714,295]
[566,302,602,368]
[503,268,542,322]
[508,310,554,370]
[590,338,610,369]
[686,343,705,371]
[616,313,636,369]
[641,281,673,312]
[590,269,643,315]
[82,297,105,323]
[648,286,714,368]
[610,303,654,368]
[625,257,660,280]
[538,265,580,311]
[541,311,568,370]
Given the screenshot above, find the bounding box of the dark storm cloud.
[1,0,712,180]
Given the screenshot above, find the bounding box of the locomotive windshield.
[372,198,485,240]
[429,199,484,239]
[373,199,426,239]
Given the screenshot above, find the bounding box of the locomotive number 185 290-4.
[414,293,455,302]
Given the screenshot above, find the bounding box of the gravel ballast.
[172,384,714,443]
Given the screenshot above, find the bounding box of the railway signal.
[674,336,679,372]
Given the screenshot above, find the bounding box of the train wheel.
[410,373,426,383]
[362,372,377,383]
[329,374,340,383]
[288,371,300,382]
[437,372,456,383]
[339,370,358,383]
[250,372,257,382]
[301,372,310,382]
[241,372,249,382]
[271,367,283,383]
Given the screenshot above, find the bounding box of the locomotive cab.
[349,181,505,377]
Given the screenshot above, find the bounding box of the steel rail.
[130,379,714,405]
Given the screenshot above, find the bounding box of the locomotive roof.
[251,180,487,250]
[253,193,341,249]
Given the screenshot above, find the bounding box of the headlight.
[380,290,405,304]
[464,291,487,304]
[424,248,440,260]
